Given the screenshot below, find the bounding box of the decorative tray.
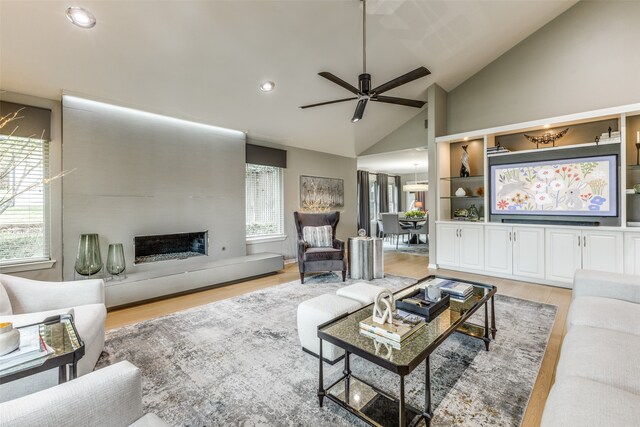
[396,289,450,322]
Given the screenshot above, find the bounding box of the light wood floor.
[106,252,571,427]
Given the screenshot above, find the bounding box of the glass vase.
[75,234,103,276]
[106,243,126,276]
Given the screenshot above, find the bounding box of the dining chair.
[410,215,429,246]
[380,213,413,249]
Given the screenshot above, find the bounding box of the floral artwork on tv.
[490,155,617,217]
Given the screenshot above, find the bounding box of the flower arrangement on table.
[403,209,426,219]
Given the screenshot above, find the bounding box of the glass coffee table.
[0,314,85,385]
[317,275,497,427]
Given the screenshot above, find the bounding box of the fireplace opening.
[134,231,208,264]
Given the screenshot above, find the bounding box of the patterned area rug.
[97,273,556,427]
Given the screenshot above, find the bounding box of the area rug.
[97,273,556,427]
[383,240,429,257]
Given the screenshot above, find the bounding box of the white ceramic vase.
[0,322,20,356]
[455,187,466,197]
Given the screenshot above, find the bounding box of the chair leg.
[342,270,346,281]
[300,273,305,284]
[396,234,399,249]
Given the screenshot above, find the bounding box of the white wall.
[246,139,357,259]
[62,96,246,280]
[447,1,640,134]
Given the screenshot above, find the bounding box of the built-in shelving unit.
[432,102,640,288]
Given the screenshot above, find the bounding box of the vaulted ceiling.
[0,1,576,157]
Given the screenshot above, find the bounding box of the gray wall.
[0,92,63,281]
[62,96,247,280]
[246,138,357,259]
[447,1,640,134]
[359,108,428,156]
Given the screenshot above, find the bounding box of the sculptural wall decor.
[460,145,470,177]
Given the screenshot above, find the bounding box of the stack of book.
[597,131,621,144]
[359,311,425,345]
[0,326,53,373]
[486,145,510,155]
[438,280,474,301]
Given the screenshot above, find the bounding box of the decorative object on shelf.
[608,126,612,138]
[426,285,441,301]
[372,289,394,325]
[634,184,640,194]
[403,164,429,192]
[357,228,367,237]
[453,208,469,219]
[0,322,20,356]
[106,243,126,279]
[455,187,466,197]
[299,175,344,212]
[468,204,480,221]
[75,234,103,278]
[524,127,568,148]
[476,186,485,197]
[635,131,640,165]
[460,145,470,177]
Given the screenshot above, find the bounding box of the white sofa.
[541,269,640,427]
[0,361,168,427]
[0,274,106,402]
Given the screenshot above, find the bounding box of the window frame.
[245,163,285,241]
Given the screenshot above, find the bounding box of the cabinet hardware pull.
[578,235,581,247]
[513,232,516,242]
[456,229,459,237]
[459,229,462,238]
[509,232,511,241]
[583,236,586,247]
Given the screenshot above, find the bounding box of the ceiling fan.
[300,0,430,123]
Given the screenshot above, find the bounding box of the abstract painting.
[300,175,344,212]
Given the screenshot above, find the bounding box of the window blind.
[0,135,50,263]
[246,164,284,237]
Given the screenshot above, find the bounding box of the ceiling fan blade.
[299,97,358,109]
[318,72,360,95]
[372,95,426,108]
[371,66,431,95]
[351,98,368,123]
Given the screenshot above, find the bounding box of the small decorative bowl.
[634,184,640,194]
[0,322,20,356]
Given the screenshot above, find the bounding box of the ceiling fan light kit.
[300,0,430,122]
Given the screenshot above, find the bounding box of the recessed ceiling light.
[259,81,275,92]
[66,7,96,29]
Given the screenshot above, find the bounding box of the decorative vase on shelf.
[634,184,640,194]
[455,187,466,197]
[468,204,480,222]
[460,145,470,177]
[75,234,103,277]
[106,243,126,278]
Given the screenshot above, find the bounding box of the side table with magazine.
[0,314,85,385]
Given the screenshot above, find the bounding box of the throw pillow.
[0,282,13,316]
[303,225,333,248]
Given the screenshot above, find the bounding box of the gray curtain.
[394,175,402,212]
[357,170,370,236]
[416,191,427,208]
[377,173,389,214]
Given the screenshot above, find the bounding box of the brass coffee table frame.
[317,275,497,427]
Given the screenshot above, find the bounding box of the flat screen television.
[490,154,618,217]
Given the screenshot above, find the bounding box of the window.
[369,174,377,221]
[0,135,50,264]
[245,164,284,238]
[388,182,398,213]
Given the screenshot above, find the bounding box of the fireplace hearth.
[134,231,208,264]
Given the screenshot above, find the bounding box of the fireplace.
[134,231,208,264]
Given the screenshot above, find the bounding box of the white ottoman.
[336,282,385,305]
[297,294,363,363]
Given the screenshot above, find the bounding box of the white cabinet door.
[436,224,459,266]
[485,226,512,274]
[583,230,624,274]
[545,228,581,285]
[512,227,545,279]
[459,224,484,270]
[624,232,640,275]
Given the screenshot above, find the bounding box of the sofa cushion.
[73,304,107,349]
[555,325,640,395]
[336,282,384,305]
[304,247,343,262]
[541,375,640,427]
[303,225,333,248]
[0,282,12,316]
[568,296,640,336]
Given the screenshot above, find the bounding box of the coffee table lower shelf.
[326,374,425,427]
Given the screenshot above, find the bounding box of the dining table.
[398,216,427,244]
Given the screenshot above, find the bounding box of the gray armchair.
[294,211,346,284]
